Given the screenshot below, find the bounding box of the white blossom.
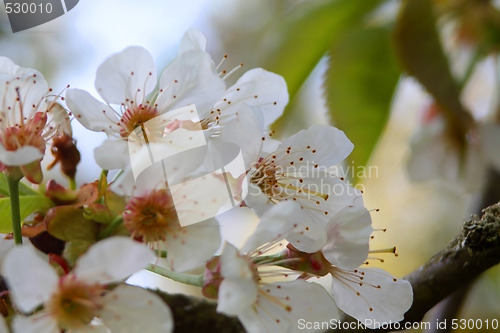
[207,203,340,333]
[0,57,69,183]
[2,237,173,333]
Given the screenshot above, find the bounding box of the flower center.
[119,104,159,138]
[47,275,104,330]
[249,147,330,208]
[250,158,281,200]
[123,189,179,242]
[0,111,47,153]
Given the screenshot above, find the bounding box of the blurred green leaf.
[394,0,471,143]
[63,239,94,267]
[326,26,400,182]
[0,173,41,196]
[264,0,384,112]
[0,195,54,233]
[46,206,98,242]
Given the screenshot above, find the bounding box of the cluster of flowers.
[0,30,412,332]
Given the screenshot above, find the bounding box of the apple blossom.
[0,57,70,183]
[66,29,287,173]
[2,237,173,333]
[203,203,340,333]
[231,124,365,253]
[115,158,223,272]
[283,206,413,327]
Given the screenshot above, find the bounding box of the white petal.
[217,243,258,315]
[238,280,339,333]
[244,183,273,216]
[94,139,129,170]
[0,56,21,76]
[0,56,44,79]
[2,246,58,313]
[273,203,327,253]
[66,89,120,134]
[218,105,264,169]
[12,312,58,333]
[99,284,173,333]
[214,68,288,127]
[278,125,354,168]
[74,237,154,285]
[321,206,372,269]
[0,236,17,268]
[0,145,43,166]
[0,65,48,118]
[178,28,207,53]
[69,323,110,333]
[273,170,361,228]
[331,267,413,327]
[111,144,208,197]
[49,102,72,135]
[95,47,156,105]
[285,218,327,254]
[0,316,8,333]
[241,201,298,254]
[217,279,257,316]
[157,50,224,114]
[163,218,221,272]
[220,242,253,281]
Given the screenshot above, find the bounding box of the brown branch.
[403,202,500,322]
[152,202,500,333]
[155,292,245,333]
[421,168,500,333]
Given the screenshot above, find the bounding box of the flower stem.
[252,252,287,265]
[97,215,123,240]
[147,264,203,287]
[458,48,482,92]
[68,178,76,191]
[6,176,22,245]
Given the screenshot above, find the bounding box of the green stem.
[147,264,203,287]
[68,178,76,191]
[6,176,22,245]
[252,252,287,265]
[97,216,123,240]
[458,48,482,92]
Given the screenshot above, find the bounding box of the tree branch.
[403,202,500,323]
[152,202,500,333]
[156,292,245,333]
[421,168,500,333]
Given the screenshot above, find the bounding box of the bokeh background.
[1,0,500,331]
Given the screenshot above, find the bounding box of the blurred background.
[1,0,500,331]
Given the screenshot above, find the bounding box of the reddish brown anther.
[48,133,81,180]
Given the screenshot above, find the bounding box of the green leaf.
[46,206,99,242]
[0,195,54,233]
[325,25,400,182]
[263,0,384,117]
[0,173,41,196]
[394,0,472,143]
[63,239,94,267]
